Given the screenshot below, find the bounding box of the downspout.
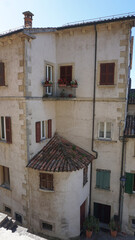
[89,24,98,215]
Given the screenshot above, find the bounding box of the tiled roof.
[125,115,135,137]
[128,89,135,104]
[27,134,95,172]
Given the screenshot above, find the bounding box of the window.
[100,63,115,85]
[0,116,12,143]
[125,172,135,194]
[4,206,11,214]
[60,65,72,85]
[40,173,53,191]
[42,221,53,231]
[96,169,110,190]
[15,213,22,224]
[0,166,10,189]
[0,62,5,86]
[132,219,135,229]
[46,65,53,95]
[36,119,52,143]
[99,122,111,139]
[83,167,88,186]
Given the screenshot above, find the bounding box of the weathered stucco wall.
[28,165,90,239]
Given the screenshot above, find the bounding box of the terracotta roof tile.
[125,115,135,137]
[27,134,95,172]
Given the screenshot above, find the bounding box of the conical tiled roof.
[27,134,95,172]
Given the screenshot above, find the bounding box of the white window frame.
[41,121,46,140]
[1,116,6,140]
[98,122,111,140]
[46,65,53,95]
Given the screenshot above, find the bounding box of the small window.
[100,63,115,85]
[132,219,135,229]
[15,213,22,224]
[99,122,111,140]
[4,206,11,214]
[1,166,10,189]
[36,120,52,143]
[0,62,5,86]
[60,65,72,85]
[41,121,46,140]
[0,116,12,143]
[42,221,52,231]
[46,65,53,95]
[40,173,53,191]
[96,169,110,190]
[83,167,88,186]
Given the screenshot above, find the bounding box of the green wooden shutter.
[96,170,101,188]
[125,172,134,194]
[103,171,110,190]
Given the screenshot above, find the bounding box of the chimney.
[23,11,34,28]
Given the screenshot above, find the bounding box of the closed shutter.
[48,119,52,138]
[5,117,12,143]
[103,171,110,190]
[100,63,115,85]
[36,122,41,143]
[96,170,101,188]
[125,172,134,194]
[0,62,5,86]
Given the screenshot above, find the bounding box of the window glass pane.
[99,122,104,138]
[41,121,45,139]
[106,122,111,138]
[1,117,5,139]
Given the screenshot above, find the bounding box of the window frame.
[96,169,111,190]
[40,173,54,191]
[1,116,6,140]
[100,62,115,85]
[46,64,53,95]
[41,121,46,140]
[60,65,72,85]
[36,119,52,143]
[98,122,111,140]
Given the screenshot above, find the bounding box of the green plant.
[83,216,99,233]
[109,218,119,231]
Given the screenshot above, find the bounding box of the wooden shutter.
[36,121,41,143]
[100,63,115,85]
[0,63,5,86]
[5,117,12,143]
[48,119,52,138]
[125,172,134,194]
[96,170,101,188]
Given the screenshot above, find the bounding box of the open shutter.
[48,119,52,138]
[5,117,12,143]
[125,172,134,194]
[0,63,5,86]
[36,122,41,143]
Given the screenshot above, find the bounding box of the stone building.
[0,11,135,239]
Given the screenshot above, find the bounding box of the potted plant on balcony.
[58,78,67,87]
[83,216,99,238]
[70,80,78,88]
[43,79,53,87]
[109,218,119,237]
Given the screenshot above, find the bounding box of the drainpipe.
[89,24,98,215]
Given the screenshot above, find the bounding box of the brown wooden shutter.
[5,117,12,143]
[100,63,115,85]
[36,121,41,143]
[0,63,5,86]
[60,66,72,85]
[48,119,52,138]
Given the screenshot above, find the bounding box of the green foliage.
[109,218,119,231]
[83,216,99,233]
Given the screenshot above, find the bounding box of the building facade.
[0,12,135,239]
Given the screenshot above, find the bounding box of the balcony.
[42,80,78,99]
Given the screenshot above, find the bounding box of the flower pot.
[44,84,52,87]
[58,84,67,87]
[71,84,78,88]
[86,230,92,238]
[111,230,117,237]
